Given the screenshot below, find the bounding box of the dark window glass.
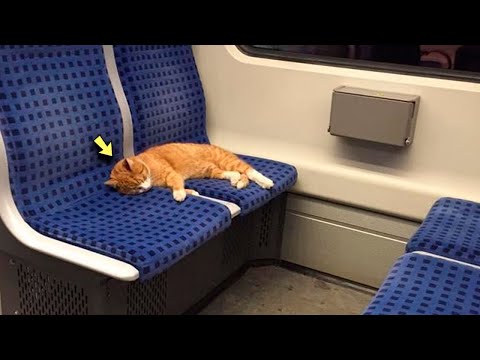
[240,45,480,82]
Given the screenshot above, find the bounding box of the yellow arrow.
[94,135,113,157]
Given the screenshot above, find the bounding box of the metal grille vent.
[222,218,249,265]
[127,271,167,315]
[17,264,88,315]
[259,202,273,248]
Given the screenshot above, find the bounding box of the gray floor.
[200,265,376,315]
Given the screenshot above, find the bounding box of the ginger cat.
[105,143,274,202]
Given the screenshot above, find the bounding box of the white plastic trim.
[0,133,140,281]
[412,251,480,271]
[103,45,135,158]
[194,194,241,218]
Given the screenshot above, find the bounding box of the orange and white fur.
[105,143,274,202]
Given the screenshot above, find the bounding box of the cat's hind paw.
[259,178,274,189]
[247,169,274,189]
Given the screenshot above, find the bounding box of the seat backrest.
[0,45,123,218]
[113,45,209,153]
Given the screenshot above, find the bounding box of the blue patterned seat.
[364,253,480,315]
[113,45,297,215]
[0,45,231,280]
[406,197,480,266]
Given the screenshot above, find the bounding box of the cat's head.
[105,157,152,195]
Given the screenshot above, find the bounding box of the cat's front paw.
[173,189,187,202]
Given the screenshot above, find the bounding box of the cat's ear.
[104,179,118,187]
[122,158,135,171]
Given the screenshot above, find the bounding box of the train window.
[238,45,480,83]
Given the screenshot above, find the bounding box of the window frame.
[237,45,480,84]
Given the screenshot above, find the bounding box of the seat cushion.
[185,155,298,215]
[28,182,231,280]
[406,197,480,266]
[364,253,480,315]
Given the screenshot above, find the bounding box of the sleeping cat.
[105,143,274,202]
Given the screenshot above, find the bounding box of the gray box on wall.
[328,86,420,147]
